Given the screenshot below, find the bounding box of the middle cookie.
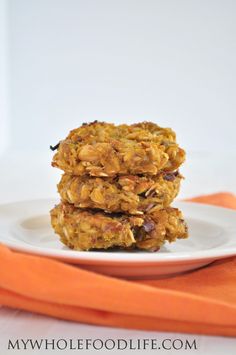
[58,171,182,215]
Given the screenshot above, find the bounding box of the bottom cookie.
[50,203,188,252]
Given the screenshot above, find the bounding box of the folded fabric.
[0,192,236,337]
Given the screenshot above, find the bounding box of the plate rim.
[0,198,236,264]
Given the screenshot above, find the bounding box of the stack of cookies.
[50,121,188,252]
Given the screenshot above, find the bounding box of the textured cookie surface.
[50,202,188,252]
[52,121,185,176]
[58,171,182,215]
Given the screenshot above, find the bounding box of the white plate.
[0,199,236,279]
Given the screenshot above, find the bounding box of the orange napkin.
[0,192,236,337]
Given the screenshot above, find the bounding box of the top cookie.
[51,121,185,176]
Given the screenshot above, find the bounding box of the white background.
[1,0,236,154]
[0,0,236,354]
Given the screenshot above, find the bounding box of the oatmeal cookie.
[50,202,188,252]
[58,171,182,215]
[51,121,185,176]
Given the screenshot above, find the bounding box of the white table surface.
[0,150,236,355]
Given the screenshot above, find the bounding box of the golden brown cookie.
[51,121,185,176]
[50,202,188,252]
[58,171,182,215]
